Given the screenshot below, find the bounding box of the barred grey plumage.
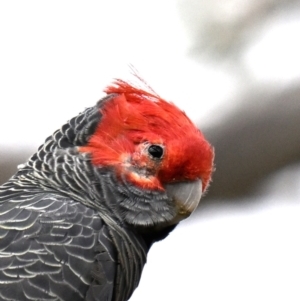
[0,81,213,300]
[0,94,175,301]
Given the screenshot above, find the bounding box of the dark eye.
[148,144,164,159]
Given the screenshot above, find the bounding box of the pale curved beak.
[165,179,202,224]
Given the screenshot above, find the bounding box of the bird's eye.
[148,144,164,159]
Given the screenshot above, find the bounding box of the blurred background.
[1,1,300,300]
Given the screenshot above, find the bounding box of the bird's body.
[0,79,214,301]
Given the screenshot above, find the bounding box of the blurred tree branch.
[202,83,300,203]
[1,84,300,207]
[0,150,32,185]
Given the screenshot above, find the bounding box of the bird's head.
[80,79,214,229]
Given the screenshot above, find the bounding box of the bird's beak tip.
[165,179,202,224]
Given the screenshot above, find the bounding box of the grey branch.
[202,83,300,202]
[1,85,300,206]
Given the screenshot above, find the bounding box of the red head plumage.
[80,79,214,191]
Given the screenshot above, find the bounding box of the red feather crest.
[80,78,214,191]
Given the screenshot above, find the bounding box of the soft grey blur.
[0,1,299,300]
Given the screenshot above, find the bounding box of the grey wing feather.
[0,193,117,301]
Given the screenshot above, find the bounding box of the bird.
[0,77,214,301]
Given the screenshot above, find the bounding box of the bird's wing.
[0,192,117,301]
